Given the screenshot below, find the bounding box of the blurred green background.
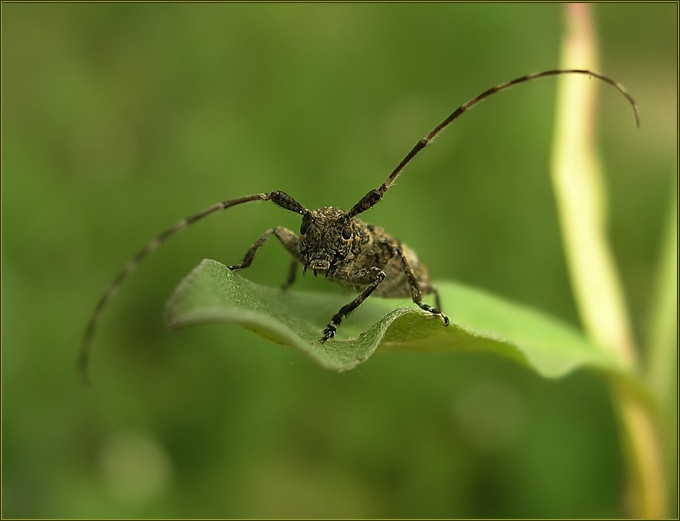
[2,3,676,518]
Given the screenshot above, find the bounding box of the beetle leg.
[321,267,386,341]
[229,227,302,280]
[281,259,298,290]
[394,246,449,326]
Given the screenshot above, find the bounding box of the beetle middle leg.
[394,246,450,326]
[281,259,298,290]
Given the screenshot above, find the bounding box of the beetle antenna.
[347,69,639,218]
[80,190,306,384]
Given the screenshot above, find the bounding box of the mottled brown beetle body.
[229,203,445,340]
[286,207,433,298]
[80,69,638,379]
[323,218,433,300]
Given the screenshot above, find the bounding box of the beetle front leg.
[321,267,386,342]
[229,227,302,278]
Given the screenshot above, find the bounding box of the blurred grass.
[552,6,670,516]
[2,3,676,518]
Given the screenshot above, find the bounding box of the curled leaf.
[165,259,626,377]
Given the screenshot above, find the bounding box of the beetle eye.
[341,227,352,240]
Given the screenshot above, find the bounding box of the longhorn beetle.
[80,69,639,380]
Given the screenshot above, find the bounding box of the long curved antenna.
[80,190,306,383]
[348,69,639,218]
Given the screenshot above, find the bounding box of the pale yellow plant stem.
[550,3,666,518]
[551,2,636,367]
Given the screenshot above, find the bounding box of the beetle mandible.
[80,69,638,379]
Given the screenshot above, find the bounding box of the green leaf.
[165,259,628,378]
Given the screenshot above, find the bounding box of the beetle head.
[298,207,358,276]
